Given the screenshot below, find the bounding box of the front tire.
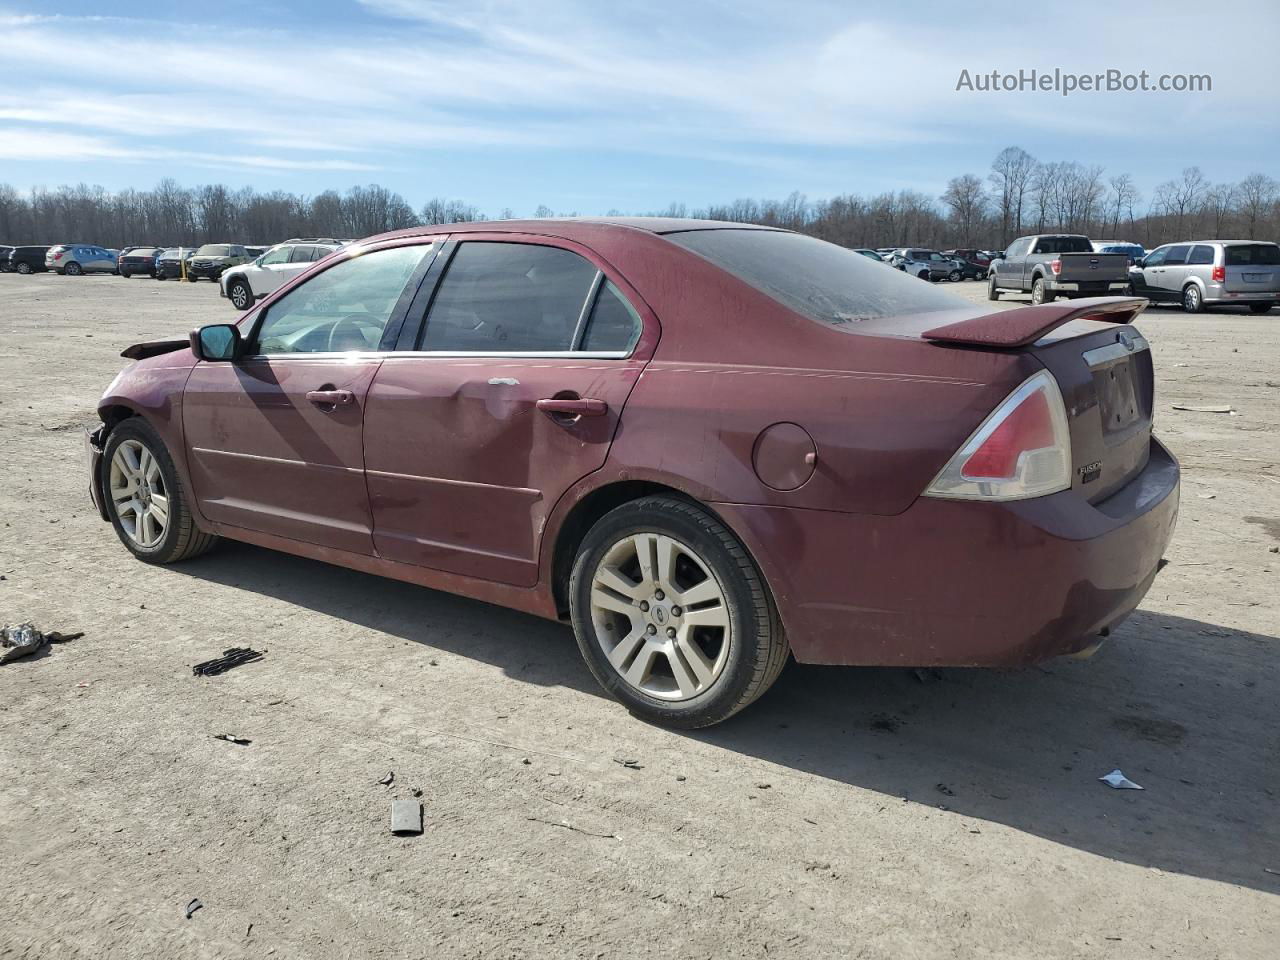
[227,278,254,310]
[102,418,218,564]
[948,269,962,282]
[15,262,32,275]
[569,496,788,728]
[987,274,1000,300]
[1183,284,1204,313]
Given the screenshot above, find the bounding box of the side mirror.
[1135,257,1146,268]
[191,324,242,362]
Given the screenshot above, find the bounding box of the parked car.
[1129,240,1279,313]
[46,244,118,275]
[153,248,193,280]
[943,248,991,280]
[1093,241,1146,265]
[989,234,1130,304]
[889,248,959,281]
[186,243,251,282]
[219,238,345,310]
[120,247,162,278]
[6,245,51,274]
[245,246,270,259]
[86,218,1178,727]
[0,245,12,271]
[851,248,886,262]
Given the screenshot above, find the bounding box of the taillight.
[1211,265,1225,283]
[51,251,63,260]
[924,371,1072,501]
[1049,259,1062,276]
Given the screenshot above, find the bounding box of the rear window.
[1225,244,1280,266]
[667,229,962,325]
[196,244,231,256]
[1032,236,1093,254]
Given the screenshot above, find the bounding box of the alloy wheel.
[589,532,731,701]
[109,439,169,549]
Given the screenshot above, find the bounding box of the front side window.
[420,242,599,352]
[668,229,961,326]
[1164,245,1190,266]
[253,244,432,355]
[261,246,291,266]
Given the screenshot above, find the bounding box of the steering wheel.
[326,313,383,352]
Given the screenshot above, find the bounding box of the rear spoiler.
[922,297,1146,348]
[120,338,189,360]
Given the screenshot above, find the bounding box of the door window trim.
[394,235,650,360]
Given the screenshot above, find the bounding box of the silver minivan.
[1130,240,1280,313]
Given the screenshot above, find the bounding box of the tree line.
[1,147,1276,251]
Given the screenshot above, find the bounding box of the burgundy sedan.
[87,219,1179,727]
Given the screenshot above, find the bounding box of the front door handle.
[536,397,608,418]
[306,389,354,407]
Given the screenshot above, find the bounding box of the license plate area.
[1083,336,1153,442]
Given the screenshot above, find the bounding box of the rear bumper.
[713,437,1180,667]
[1204,288,1280,305]
[1048,280,1131,294]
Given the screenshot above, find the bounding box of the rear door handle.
[306,389,354,407]
[536,397,608,418]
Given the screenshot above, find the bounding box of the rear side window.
[1187,245,1214,265]
[254,244,432,355]
[421,242,598,352]
[1164,245,1190,266]
[289,245,319,263]
[1225,244,1280,266]
[667,229,961,325]
[581,281,642,352]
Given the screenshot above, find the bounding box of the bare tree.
[941,174,987,245]
[988,146,1035,244]
[1236,173,1278,239]
[1106,174,1140,239]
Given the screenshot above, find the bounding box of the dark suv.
[120,247,162,278]
[7,246,52,274]
[944,249,992,280]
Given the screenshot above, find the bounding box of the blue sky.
[1,0,1275,217]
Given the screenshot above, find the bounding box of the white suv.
[219,238,347,310]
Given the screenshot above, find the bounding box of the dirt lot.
[1,272,1277,959]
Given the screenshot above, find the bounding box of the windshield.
[196,244,231,256]
[1225,244,1280,266]
[667,229,964,325]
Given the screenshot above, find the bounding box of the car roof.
[372,216,786,246]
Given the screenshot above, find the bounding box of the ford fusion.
[86,218,1179,727]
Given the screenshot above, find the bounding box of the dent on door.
[363,357,645,586]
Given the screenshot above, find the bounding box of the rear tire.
[1247,303,1271,314]
[1031,277,1051,304]
[121,270,131,279]
[102,418,218,565]
[987,274,1000,301]
[1182,284,1204,313]
[227,278,254,310]
[569,496,788,728]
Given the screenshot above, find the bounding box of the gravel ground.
[1,272,1277,959]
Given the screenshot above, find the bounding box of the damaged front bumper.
[85,424,109,521]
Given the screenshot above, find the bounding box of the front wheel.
[102,418,218,564]
[1183,284,1204,313]
[569,496,788,728]
[227,278,254,310]
[987,274,1000,300]
[948,269,962,282]
[15,262,32,275]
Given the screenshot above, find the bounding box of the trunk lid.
[1055,252,1129,283]
[1222,243,1280,293]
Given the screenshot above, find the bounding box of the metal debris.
[192,647,265,676]
[525,816,618,839]
[1171,403,1234,414]
[613,758,643,770]
[377,771,394,786]
[1,623,83,664]
[185,898,203,920]
[213,734,251,745]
